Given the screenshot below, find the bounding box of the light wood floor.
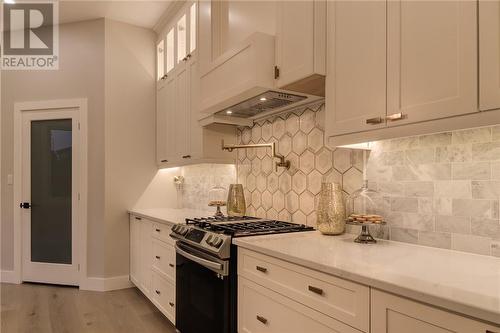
[0,283,177,333]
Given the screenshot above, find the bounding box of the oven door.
[175,242,234,333]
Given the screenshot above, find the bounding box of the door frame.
[13,98,88,286]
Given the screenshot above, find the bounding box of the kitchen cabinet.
[325,0,387,136]
[238,248,500,333]
[156,52,236,167]
[156,73,176,164]
[275,0,326,96]
[480,0,500,111]
[386,0,477,126]
[238,277,362,333]
[326,0,478,142]
[371,289,499,333]
[129,214,177,325]
[157,1,197,86]
[156,1,236,167]
[129,215,152,297]
[238,248,370,332]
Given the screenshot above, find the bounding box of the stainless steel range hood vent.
[215,91,307,118]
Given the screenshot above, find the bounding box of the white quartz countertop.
[233,231,500,325]
[128,207,212,225]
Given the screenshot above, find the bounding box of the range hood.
[198,33,323,127]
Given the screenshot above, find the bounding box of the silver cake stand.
[346,220,386,244]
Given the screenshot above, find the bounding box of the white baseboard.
[80,275,133,292]
[0,270,20,284]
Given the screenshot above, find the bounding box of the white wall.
[1,18,158,280]
[103,19,157,277]
[1,20,106,275]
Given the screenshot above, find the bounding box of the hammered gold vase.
[316,182,346,235]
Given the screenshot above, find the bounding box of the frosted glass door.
[30,119,72,264]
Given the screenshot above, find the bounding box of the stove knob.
[206,235,213,244]
[214,238,224,248]
[180,227,189,235]
[210,236,219,246]
[172,225,179,233]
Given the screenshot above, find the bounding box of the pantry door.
[16,102,84,286]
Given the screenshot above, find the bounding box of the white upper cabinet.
[326,0,478,140]
[480,0,500,111]
[325,1,387,137]
[157,2,197,88]
[156,73,176,164]
[275,0,326,96]
[386,0,477,126]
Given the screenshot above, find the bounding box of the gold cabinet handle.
[256,266,268,273]
[155,228,161,232]
[169,302,174,307]
[366,117,383,125]
[182,155,191,159]
[386,113,404,121]
[135,216,142,220]
[169,263,175,267]
[155,255,161,259]
[256,315,268,325]
[155,290,161,295]
[308,285,324,295]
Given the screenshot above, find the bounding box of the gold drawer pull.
[386,112,404,121]
[155,255,161,259]
[134,216,142,220]
[169,263,175,268]
[308,285,324,295]
[256,266,268,273]
[155,290,161,295]
[256,315,268,325]
[169,302,174,307]
[155,228,161,232]
[366,117,383,125]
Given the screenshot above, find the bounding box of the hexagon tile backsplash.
[236,103,500,257]
[236,103,365,227]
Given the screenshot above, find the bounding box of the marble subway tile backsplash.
[366,126,500,256]
[236,103,500,257]
[181,164,237,211]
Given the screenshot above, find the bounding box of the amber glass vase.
[316,182,346,235]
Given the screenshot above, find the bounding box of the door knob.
[19,202,31,209]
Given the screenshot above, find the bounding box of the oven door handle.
[175,243,223,271]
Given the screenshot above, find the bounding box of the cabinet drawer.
[238,249,369,332]
[152,271,175,325]
[151,222,175,245]
[238,277,361,333]
[371,289,500,333]
[152,239,176,282]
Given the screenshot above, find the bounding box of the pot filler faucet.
[221,140,291,171]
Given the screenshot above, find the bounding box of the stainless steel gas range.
[170,216,314,333]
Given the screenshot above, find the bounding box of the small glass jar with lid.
[208,185,227,217]
[346,180,386,243]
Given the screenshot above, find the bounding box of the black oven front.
[175,241,237,333]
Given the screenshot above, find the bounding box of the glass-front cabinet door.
[157,1,197,86]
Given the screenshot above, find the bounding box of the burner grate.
[185,217,314,237]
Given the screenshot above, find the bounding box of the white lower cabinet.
[152,271,176,324]
[371,289,499,333]
[130,214,176,325]
[238,249,500,333]
[238,277,361,333]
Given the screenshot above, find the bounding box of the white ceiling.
[58,1,173,29]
